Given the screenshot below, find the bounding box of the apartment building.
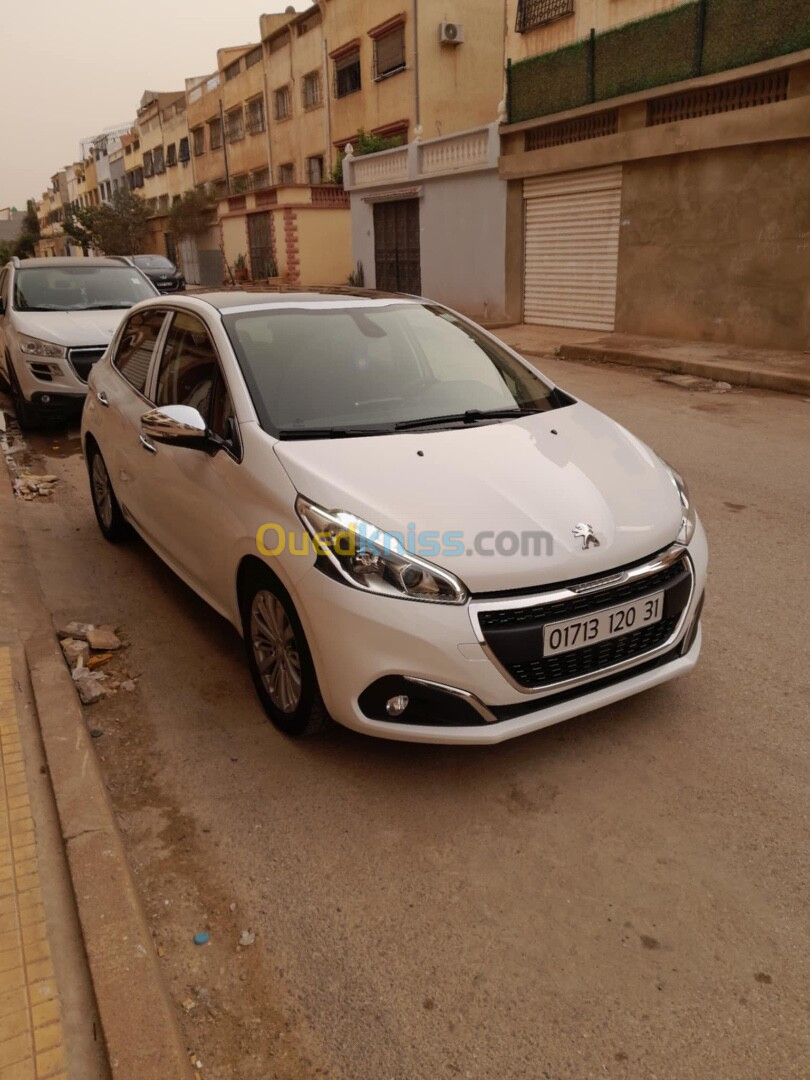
[122,132,144,196]
[135,90,195,255]
[35,184,66,257]
[499,0,810,348]
[322,0,505,150]
[336,1,509,317]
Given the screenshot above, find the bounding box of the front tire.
[7,356,39,430]
[240,567,327,737]
[87,445,132,542]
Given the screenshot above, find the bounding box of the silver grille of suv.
[67,347,106,383]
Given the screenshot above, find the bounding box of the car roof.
[14,256,133,269]
[185,287,420,311]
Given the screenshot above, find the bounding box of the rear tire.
[87,444,132,542]
[240,566,327,737]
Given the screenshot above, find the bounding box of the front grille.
[509,617,679,688]
[67,347,106,383]
[156,279,181,292]
[477,555,692,690]
[479,560,685,629]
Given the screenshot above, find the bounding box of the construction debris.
[74,674,106,706]
[57,621,134,707]
[14,473,59,499]
[87,652,114,670]
[86,627,123,651]
[657,373,735,393]
[61,638,90,667]
[57,622,94,642]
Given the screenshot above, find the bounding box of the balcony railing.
[344,124,499,191]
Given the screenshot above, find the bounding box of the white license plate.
[543,591,665,656]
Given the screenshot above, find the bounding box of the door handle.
[96,390,109,407]
[139,435,157,454]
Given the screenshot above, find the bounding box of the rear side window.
[113,309,167,395]
[155,311,217,416]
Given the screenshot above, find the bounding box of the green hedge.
[509,38,590,123]
[508,0,810,124]
[702,0,810,74]
[595,3,700,101]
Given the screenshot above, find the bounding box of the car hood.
[273,402,683,593]
[13,308,128,348]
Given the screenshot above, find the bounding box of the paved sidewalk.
[495,325,810,396]
[0,647,66,1080]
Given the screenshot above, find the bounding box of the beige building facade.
[136,90,195,255]
[498,0,810,348]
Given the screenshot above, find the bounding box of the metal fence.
[508,0,810,124]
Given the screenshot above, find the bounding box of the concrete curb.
[25,632,191,1079]
[554,343,810,396]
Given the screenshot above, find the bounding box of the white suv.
[0,256,157,427]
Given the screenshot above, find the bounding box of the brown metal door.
[247,212,275,280]
[373,199,421,294]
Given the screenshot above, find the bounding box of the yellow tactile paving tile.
[0,648,66,1078]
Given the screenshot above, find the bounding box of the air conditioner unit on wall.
[439,21,464,45]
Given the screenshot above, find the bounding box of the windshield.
[223,301,570,437]
[13,266,156,312]
[133,255,174,270]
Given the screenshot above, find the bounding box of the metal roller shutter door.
[523,165,622,331]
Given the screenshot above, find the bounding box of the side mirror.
[141,405,209,448]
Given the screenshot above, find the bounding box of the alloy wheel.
[91,453,113,530]
[250,591,302,714]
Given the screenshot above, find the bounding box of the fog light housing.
[385,695,409,717]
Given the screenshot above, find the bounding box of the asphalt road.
[3,356,808,1080]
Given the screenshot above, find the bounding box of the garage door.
[523,165,622,331]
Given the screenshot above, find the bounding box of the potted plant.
[233,253,249,283]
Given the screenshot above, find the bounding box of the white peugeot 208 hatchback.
[81,290,707,745]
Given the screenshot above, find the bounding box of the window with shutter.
[374,26,405,79]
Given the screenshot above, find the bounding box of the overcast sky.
[0,1,297,210]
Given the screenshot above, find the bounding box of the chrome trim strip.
[469,545,694,697]
[471,544,686,615]
[67,346,107,384]
[403,677,498,724]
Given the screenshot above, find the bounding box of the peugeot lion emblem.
[572,523,600,550]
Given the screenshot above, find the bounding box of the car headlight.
[665,464,696,545]
[18,335,66,359]
[296,496,468,604]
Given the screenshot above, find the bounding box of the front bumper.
[292,520,708,744]
[14,351,94,407]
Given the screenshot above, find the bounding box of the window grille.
[515,0,574,34]
[246,97,266,134]
[273,86,292,120]
[302,71,322,109]
[226,108,245,142]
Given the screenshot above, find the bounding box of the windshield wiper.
[79,303,132,310]
[394,407,540,431]
[276,425,395,440]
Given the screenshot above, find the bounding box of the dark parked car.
[126,254,185,293]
